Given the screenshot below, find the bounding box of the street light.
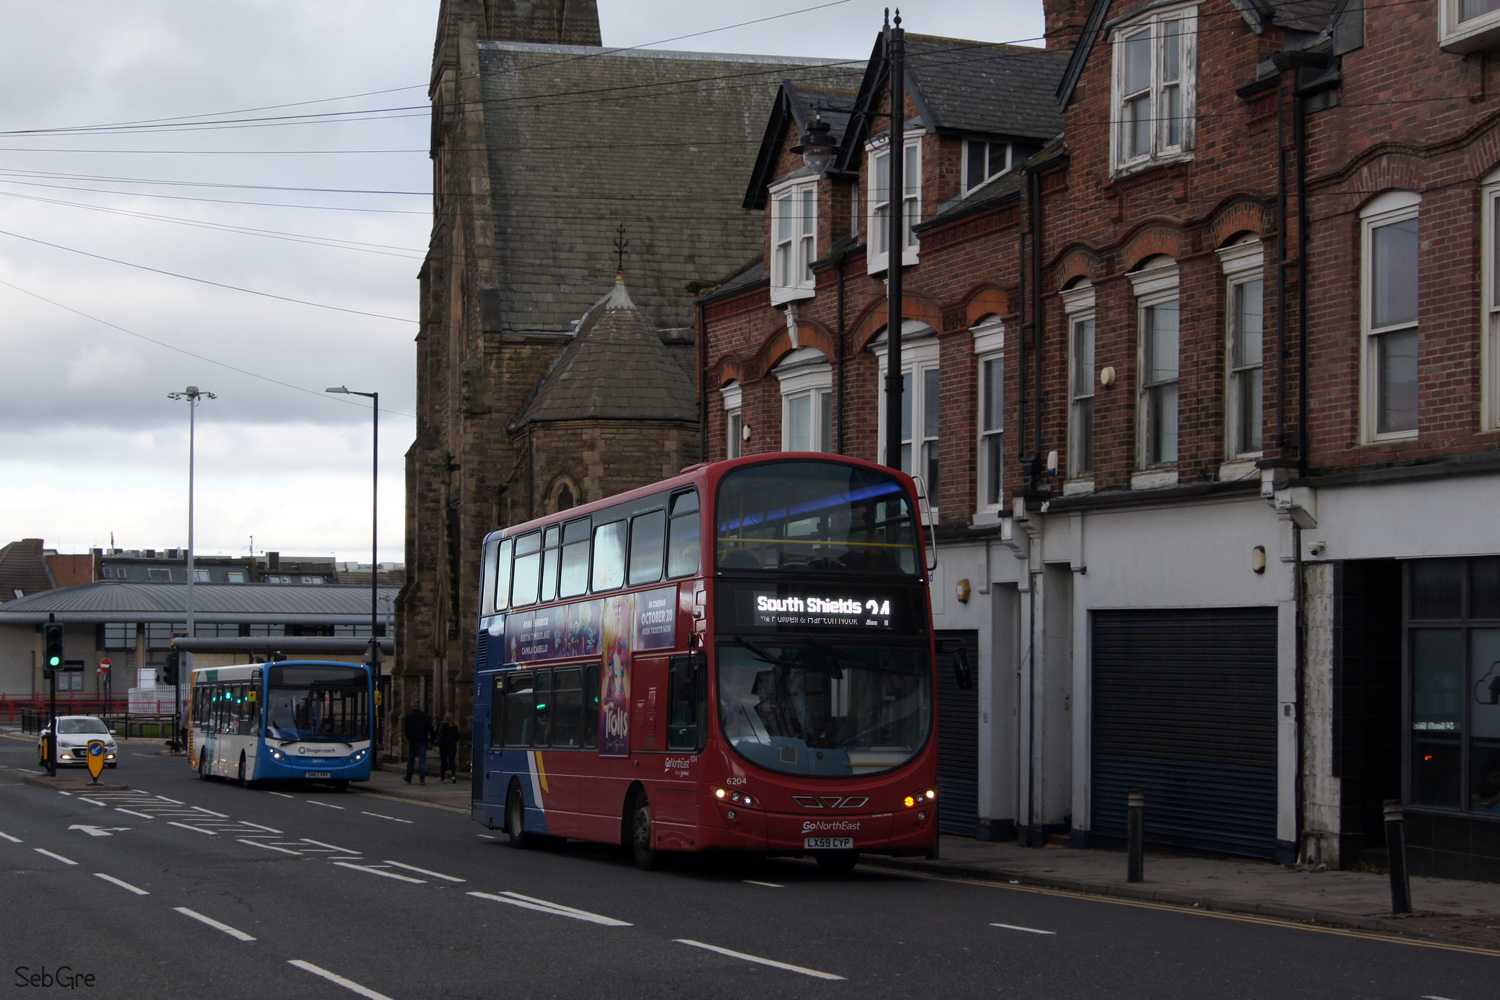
[326,386,381,739]
[791,115,837,177]
[167,385,215,744]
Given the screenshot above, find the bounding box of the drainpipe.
[1295,75,1311,479]
[1017,194,1029,488]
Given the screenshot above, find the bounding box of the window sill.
[866,249,922,277]
[1363,430,1419,446]
[970,507,1004,527]
[1131,469,1179,491]
[1062,477,1095,497]
[1110,149,1194,183]
[1441,17,1500,54]
[1218,458,1260,483]
[769,284,816,306]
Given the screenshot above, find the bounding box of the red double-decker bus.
[471,454,939,872]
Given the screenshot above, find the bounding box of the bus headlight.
[267,748,286,762]
[351,748,368,762]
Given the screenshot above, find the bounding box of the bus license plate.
[304,771,332,778]
[803,837,854,850]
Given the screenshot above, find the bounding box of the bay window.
[770,178,818,304]
[1112,7,1197,174]
[868,135,921,273]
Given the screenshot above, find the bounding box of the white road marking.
[327,856,363,861]
[674,939,844,980]
[174,907,256,942]
[334,861,424,884]
[301,837,357,853]
[94,872,149,895]
[477,834,496,840]
[69,824,128,837]
[287,960,394,1000]
[361,811,413,824]
[384,860,464,882]
[743,880,784,888]
[468,891,631,927]
[57,790,72,796]
[240,839,301,855]
[34,848,77,865]
[155,796,183,804]
[191,806,230,818]
[0,831,21,843]
[79,797,105,806]
[308,800,344,810]
[168,821,218,836]
[116,808,154,820]
[239,821,281,833]
[269,791,294,799]
[16,768,41,774]
[990,922,1057,935]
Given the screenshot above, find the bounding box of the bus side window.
[559,518,591,598]
[592,521,626,592]
[628,509,666,587]
[667,655,705,751]
[540,526,561,603]
[533,671,553,747]
[498,677,516,746]
[512,532,542,607]
[503,674,535,747]
[667,491,701,578]
[553,668,582,748]
[583,663,601,748]
[494,538,513,612]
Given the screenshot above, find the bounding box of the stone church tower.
[398,0,848,745]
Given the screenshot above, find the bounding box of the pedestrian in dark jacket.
[403,703,432,784]
[436,713,460,783]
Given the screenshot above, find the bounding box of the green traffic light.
[47,656,60,667]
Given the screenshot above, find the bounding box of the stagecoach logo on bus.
[753,593,893,629]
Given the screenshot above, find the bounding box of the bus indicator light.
[903,795,916,808]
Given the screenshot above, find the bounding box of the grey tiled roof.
[905,35,1067,141]
[0,540,54,602]
[477,41,852,336]
[0,581,398,624]
[511,275,697,425]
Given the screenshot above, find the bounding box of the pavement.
[354,761,1500,952]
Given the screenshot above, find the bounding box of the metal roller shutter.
[1091,608,1278,859]
[935,629,980,837]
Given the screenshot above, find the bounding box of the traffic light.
[162,649,180,686]
[42,623,64,674]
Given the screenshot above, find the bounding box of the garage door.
[935,630,980,837]
[1091,608,1278,859]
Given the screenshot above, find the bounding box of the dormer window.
[770,178,817,304]
[963,140,1011,193]
[1111,6,1197,175]
[867,135,921,274]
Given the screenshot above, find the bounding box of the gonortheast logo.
[802,820,861,833]
[663,757,696,770]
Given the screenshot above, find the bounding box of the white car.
[37,716,119,768]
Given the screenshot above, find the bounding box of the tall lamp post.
[167,385,215,741]
[326,386,381,742]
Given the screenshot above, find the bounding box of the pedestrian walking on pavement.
[403,702,432,785]
[436,712,460,783]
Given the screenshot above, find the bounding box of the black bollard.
[1127,789,1145,883]
[1383,800,1412,915]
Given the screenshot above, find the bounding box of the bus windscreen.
[714,461,918,575]
[265,665,370,742]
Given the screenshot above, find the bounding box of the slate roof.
[0,540,54,603]
[743,77,864,210]
[510,273,697,426]
[0,582,398,624]
[904,35,1068,141]
[477,41,854,336]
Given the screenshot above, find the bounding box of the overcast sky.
[0,0,1042,565]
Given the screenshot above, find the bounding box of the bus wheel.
[236,753,247,786]
[506,785,537,849]
[815,850,860,876]
[630,793,662,871]
[198,750,210,781]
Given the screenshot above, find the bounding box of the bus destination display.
[754,592,892,629]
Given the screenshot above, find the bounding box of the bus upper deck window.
[592,521,626,592]
[628,510,666,587]
[480,536,500,614]
[512,532,541,607]
[541,526,561,603]
[559,518,591,598]
[493,538,513,612]
[667,490,701,578]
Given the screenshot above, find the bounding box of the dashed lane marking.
[308,800,344,810]
[94,873,149,895]
[154,796,182,804]
[191,806,230,818]
[991,922,1057,935]
[240,839,300,855]
[0,831,21,843]
[167,821,217,836]
[57,790,72,796]
[743,880,783,888]
[478,834,496,840]
[384,860,464,882]
[673,939,844,980]
[116,808,154,820]
[361,811,412,824]
[287,960,393,1000]
[239,821,281,833]
[268,791,294,799]
[174,907,255,942]
[301,838,357,853]
[34,848,77,865]
[468,891,631,927]
[78,797,105,806]
[333,861,424,884]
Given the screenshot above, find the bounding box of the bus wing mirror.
[943,640,974,691]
